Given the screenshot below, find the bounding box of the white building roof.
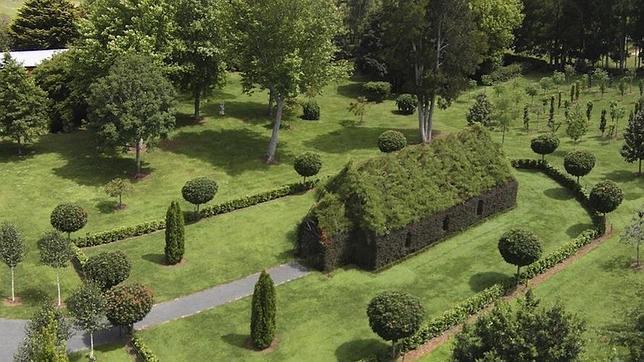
[4,49,68,68]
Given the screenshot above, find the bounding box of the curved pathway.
[0,262,309,361]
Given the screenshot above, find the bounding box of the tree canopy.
[9,0,78,50]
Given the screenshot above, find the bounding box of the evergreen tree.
[14,303,70,362]
[523,105,530,131]
[8,0,78,50]
[164,201,185,265]
[575,81,581,100]
[466,93,493,126]
[621,111,644,175]
[0,53,48,155]
[557,91,562,109]
[548,96,555,131]
[570,84,575,103]
[250,270,276,350]
[586,101,593,122]
[600,109,607,136]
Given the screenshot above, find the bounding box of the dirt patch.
[3,296,22,307]
[132,172,152,181]
[402,227,614,361]
[242,337,279,353]
[164,258,187,268]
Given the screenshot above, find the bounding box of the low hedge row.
[131,333,159,362]
[74,180,319,247]
[70,243,88,270]
[398,159,606,354]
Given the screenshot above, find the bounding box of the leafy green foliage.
[293,152,322,180]
[453,291,586,361]
[14,303,70,362]
[377,130,407,153]
[131,333,160,362]
[50,203,87,235]
[498,228,543,278]
[83,251,131,291]
[301,99,321,120]
[347,96,369,125]
[181,177,218,212]
[105,283,154,328]
[38,231,72,269]
[363,81,391,102]
[620,207,643,267]
[620,110,644,174]
[566,105,588,142]
[367,291,424,357]
[164,201,185,265]
[87,53,176,174]
[530,134,559,161]
[104,178,134,209]
[588,180,624,214]
[466,94,493,126]
[0,223,25,268]
[250,271,276,350]
[564,150,596,182]
[392,94,416,116]
[67,283,106,337]
[8,0,78,50]
[0,53,48,155]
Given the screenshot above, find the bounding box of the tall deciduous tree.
[0,223,25,303]
[471,0,524,66]
[87,53,175,175]
[621,111,644,175]
[37,231,72,306]
[380,0,486,143]
[0,53,48,155]
[9,0,78,50]
[171,0,229,118]
[232,0,348,163]
[67,284,106,360]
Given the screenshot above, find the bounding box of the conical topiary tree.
[164,201,185,265]
[250,270,276,350]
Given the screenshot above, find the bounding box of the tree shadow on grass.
[469,272,511,293]
[303,127,421,154]
[160,128,295,175]
[603,169,642,183]
[96,200,119,214]
[543,187,573,201]
[336,82,365,99]
[221,333,254,351]
[335,338,388,362]
[0,142,37,163]
[202,100,271,125]
[142,253,166,266]
[600,254,632,272]
[566,223,594,238]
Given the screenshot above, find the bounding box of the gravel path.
[0,262,309,361]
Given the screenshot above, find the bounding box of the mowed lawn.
[84,192,315,303]
[136,169,593,361]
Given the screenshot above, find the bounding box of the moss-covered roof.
[311,125,515,236]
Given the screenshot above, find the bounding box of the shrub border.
[74,180,319,247]
[131,332,160,362]
[399,159,606,353]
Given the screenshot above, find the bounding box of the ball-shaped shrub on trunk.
[378,130,407,153]
[250,271,276,350]
[367,291,425,358]
[498,228,543,282]
[530,134,560,161]
[396,94,418,115]
[301,100,320,120]
[105,283,153,330]
[50,203,87,238]
[563,150,596,183]
[588,180,624,215]
[293,152,322,182]
[83,251,131,291]
[181,177,218,212]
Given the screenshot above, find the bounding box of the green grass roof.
[313,125,515,236]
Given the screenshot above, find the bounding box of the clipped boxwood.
[83,251,131,290]
[563,150,596,182]
[301,99,320,120]
[131,333,160,362]
[378,130,407,153]
[182,177,218,212]
[530,134,560,161]
[363,81,392,102]
[395,94,418,115]
[588,180,624,214]
[50,203,88,236]
[294,152,322,181]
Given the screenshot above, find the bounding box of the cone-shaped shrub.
[250,270,276,350]
[164,201,185,265]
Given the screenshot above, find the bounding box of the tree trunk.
[516,265,521,285]
[392,340,397,359]
[266,96,284,163]
[118,194,122,208]
[56,271,61,307]
[135,138,142,175]
[194,88,201,119]
[11,266,15,302]
[90,332,94,359]
[268,87,275,117]
[16,137,21,156]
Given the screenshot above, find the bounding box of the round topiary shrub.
[395,94,418,115]
[588,180,624,214]
[363,81,392,102]
[530,134,560,161]
[105,283,154,329]
[50,203,88,237]
[83,251,131,291]
[563,150,596,182]
[182,177,218,212]
[293,152,322,181]
[367,291,425,358]
[498,228,543,281]
[301,99,320,120]
[378,130,407,153]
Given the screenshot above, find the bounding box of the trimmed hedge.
[397,159,606,354]
[74,180,319,247]
[70,243,88,271]
[131,333,160,362]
